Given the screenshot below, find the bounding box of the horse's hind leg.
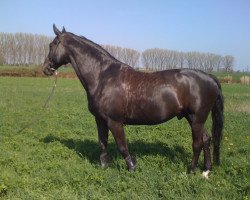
[202,130,212,173]
[95,117,111,168]
[187,115,211,173]
[190,122,204,172]
[186,115,212,178]
[107,119,136,171]
[201,130,212,179]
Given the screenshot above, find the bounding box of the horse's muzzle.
[43,66,56,76]
[43,58,56,76]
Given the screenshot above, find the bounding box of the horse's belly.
[124,115,175,125]
[125,101,179,125]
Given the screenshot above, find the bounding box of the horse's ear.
[62,26,66,33]
[53,24,61,36]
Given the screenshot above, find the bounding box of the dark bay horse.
[43,25,224,177]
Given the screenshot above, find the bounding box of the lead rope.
[42,70,58,109]
[17,71,58,133]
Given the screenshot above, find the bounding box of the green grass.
[0,77,249,199]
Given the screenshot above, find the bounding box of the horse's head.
[43,24,69,76]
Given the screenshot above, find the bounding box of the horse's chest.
[89,90,127,120]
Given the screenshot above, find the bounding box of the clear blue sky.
[1,0,250,71]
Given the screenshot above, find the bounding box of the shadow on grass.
[42,135,190,167]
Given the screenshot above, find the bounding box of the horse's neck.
[68,46,106,95]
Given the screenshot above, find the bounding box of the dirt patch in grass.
[0,68,77,78]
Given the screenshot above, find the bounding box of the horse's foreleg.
[107,119,136,171]
[95,117,111,168]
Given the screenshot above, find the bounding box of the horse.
[43,25,224,177]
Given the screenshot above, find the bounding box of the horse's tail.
[210,75,224,165]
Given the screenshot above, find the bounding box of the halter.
[48,38,61,71]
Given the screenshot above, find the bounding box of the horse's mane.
[67,32,119,62]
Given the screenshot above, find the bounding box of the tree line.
[0,32,234,72]
[0,32,52,66]
[142,48,234,72]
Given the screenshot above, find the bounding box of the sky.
[1,0,250,71]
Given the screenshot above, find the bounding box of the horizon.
[1,0,250,71]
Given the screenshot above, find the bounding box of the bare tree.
[141,48,160,70]
[141,49,151,70]
[176,51,186,69]
[186,52,200,69]
[122,48,140,68]
[222,55,234,72]
[185,52,225,72]
[0,32,52,66]
[103,45,140,68]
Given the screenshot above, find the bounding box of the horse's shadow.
[42,135,191,167]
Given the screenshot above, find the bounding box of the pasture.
[0,76,249,199]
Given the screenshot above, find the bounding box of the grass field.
[0,76,249,199]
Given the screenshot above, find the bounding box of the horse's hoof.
[202,170,210,179]
[187,167,196,174]
[100,153,112,168]
[125,156,137,171]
